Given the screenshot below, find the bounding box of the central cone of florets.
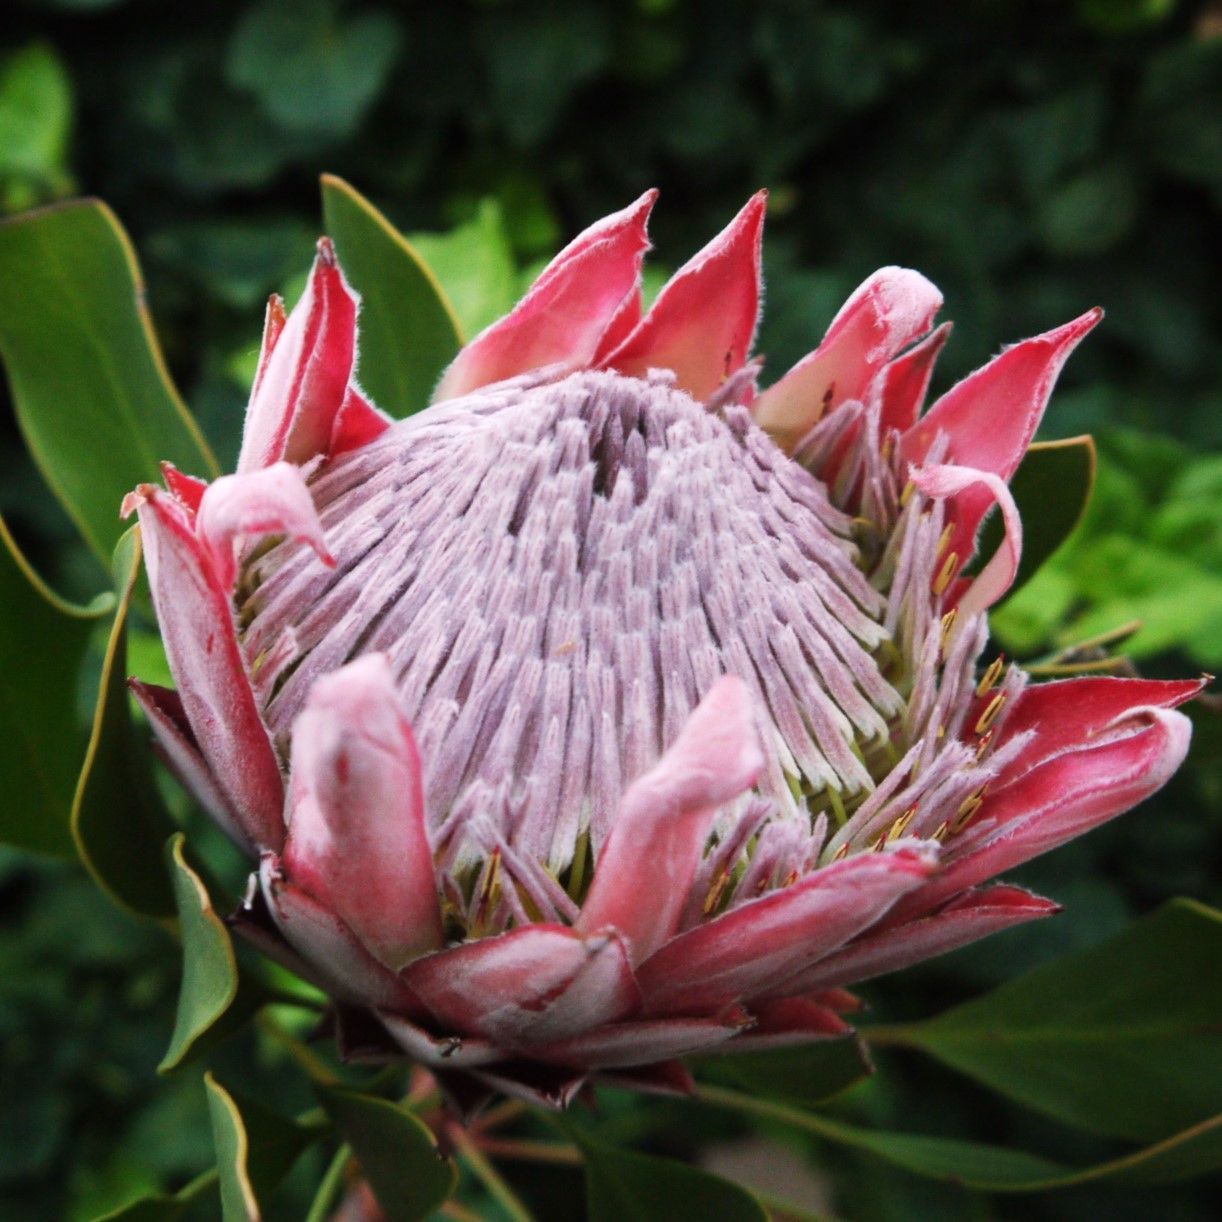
[239,370,909,881]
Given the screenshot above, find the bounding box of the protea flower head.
[123,191,1200,1108]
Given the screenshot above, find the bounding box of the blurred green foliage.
[0,0,1219,1218]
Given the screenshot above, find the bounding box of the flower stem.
[855,1023,917,1048]
[476,1137,584,1166]
[256,1010,341,1085]
[439,1201,485,1222]
[262,987,326,1011]
[470,1098,527,1133]
[694,1082,848,1143]
[449,1124,535,1222]
[303,1142,351,1222]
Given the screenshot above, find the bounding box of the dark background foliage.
[0,0,1218,1217]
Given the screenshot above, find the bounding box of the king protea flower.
[123,191,1199,1108]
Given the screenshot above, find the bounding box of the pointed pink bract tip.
[305,652,398,718]
[672,675,765,802]
[601,192,766,401]
[623,187,659,225]
[735,190,768,246]
[316,236,337,265]
[950,886,1062,917]
[1106,705,1194,789]
[826,265,942,346]
[196,462,332,590]
[433,191,657,402]
[290,656,414,790]
[120,488,148,519]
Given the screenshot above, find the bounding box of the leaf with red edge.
[205,1073,321,1222]
[574,1131,767,1222]
[699,1083,1222,1191]
[0,198,217,565]
[159,834,261,1073]
[868,899,1222,1144]
[0,515,106,858]
[72,526,177,916]
[321,174,463,416]
[318,1087,456,1221]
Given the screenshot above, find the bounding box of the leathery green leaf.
[867,899,1222,1144]
[318,1087,456,1220]
[93,1170,218,1221]
[696,1032,873,1106]
[321,174,463,417]
[981,434,1096,598]
[696,1083,1222,1191]
[408,199,517,337]
[0,514,105,857]
[159,833,243,1072]
[575,1132,767,1222]
[205,1072,321,1222]
[71,526,176,916]
[0,198,217,565]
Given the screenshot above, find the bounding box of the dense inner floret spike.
[238,369,911,891]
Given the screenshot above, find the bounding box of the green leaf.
[0,199,217,564]
[0,515,104,858]
[321,174,463,417]
[0,43,73,204]
[981,435,1096,599]
[93,1170,217,1221]
[697,1084,1222,1192]
[318,1087,456,1220]
[160,834,243,1073]
[408,199,517,338]
[575,1133,767,1222]
[205,1072,320,1222]
[227,0,402,139]
[1149,453,1222,567]
[1059,535,1222,667]
[696,1033,873,1106]
[874,899,1222,1143]
[72,526,176,916]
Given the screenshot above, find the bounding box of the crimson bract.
[124,191,1198,1109]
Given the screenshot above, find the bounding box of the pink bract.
[125,194,1199,1110]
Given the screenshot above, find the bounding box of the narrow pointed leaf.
[872,899,1222,1143]
[321,174,463,416]
[160,833,243,1072]
[977,435,1096,598]
[0,514,115,618]
[699,1085,1222,1190]
[0,199,216,564]
[0,516,98,857]
[93,1171,218,1221]
[72,526,176,916]
[574,1133,767,1222]
[318,1087,456,1220]
[205,1073,321,1222]
[408,200,515,336]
